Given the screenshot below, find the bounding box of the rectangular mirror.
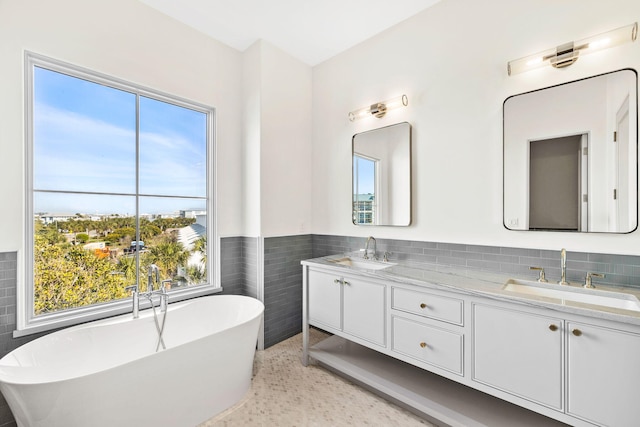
[504,69,638,233]
[353,122,411,226]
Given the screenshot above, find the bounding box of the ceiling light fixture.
[508,22,637,76]
[349,95,408,121]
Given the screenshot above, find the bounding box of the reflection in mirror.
[352,122,411,226]
[504,69,638,233]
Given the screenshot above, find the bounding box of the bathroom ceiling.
[138,0,441,66]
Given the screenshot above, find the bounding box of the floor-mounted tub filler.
[0,295,264,427]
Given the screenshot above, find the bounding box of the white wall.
[311,0,640,255]
[0,0,244,252]
[242,42,263,237]
[242,40,313,238]
[259,42,313,237]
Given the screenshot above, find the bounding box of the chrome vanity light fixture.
[507,22,637,76]
[349,94,408,121]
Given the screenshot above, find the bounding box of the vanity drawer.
[392,287,463,325]
[392,316,463,375]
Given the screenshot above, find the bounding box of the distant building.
[178,220,206,268]
[353,194,376,224]
[180,209,206,219]
[37,213,76,225]
[37,213,117,225]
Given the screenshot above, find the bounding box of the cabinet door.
[308,270,342,330]
[472,304,563,410]
[342,276,386,346]
[567,322,640,427]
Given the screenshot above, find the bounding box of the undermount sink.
[327,257,396,271]
[502,279,640,312]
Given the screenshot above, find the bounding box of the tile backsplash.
[311,235,640,288]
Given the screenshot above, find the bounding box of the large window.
[23,53,215,333]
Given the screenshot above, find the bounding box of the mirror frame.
[352,122,412,227]
[503,68,639,233]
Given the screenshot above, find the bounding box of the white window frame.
[353,153,379,225]
[17,52,220,337]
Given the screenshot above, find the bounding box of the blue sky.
[353,155,375,195]
[33,66,207,215]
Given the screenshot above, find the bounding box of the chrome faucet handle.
[383,251,391,262]
[159,280,171,312]
[529,266,548,283]
[147,264,161,293]
[584,272,605,289]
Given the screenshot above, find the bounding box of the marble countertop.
[301,254,640,327]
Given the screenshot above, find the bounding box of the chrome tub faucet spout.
[125,285,139,318]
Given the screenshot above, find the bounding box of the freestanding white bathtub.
[0,295,264,427]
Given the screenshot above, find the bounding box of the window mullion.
[135,93,141,291]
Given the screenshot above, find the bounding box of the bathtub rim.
[14,283,225,339]
[0,295,264,386]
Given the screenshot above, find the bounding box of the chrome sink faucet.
[559,248,569,285]
[363,236,377,260]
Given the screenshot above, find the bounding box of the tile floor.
[201,328,434,427]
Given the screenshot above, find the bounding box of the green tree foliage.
[34,234,129,315]
[75,233,89,243]
[105,227,135,245]
[151,217,196,231]
[185,265,205,285]
[35,222,66,245]
[143,240,189,288]
[33,216,203,315]
[141,224,161,241]
[193,236,207,266]
[116,255,137,285]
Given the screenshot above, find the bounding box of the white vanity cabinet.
[472,304,563,410]
[308,269,386,347]
[566,321,640,427]
[303,260,640,427]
